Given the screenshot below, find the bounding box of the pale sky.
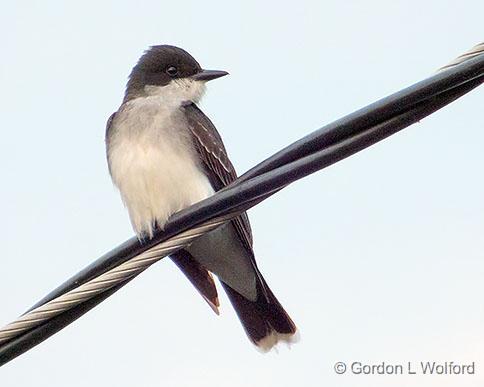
[1,1,483,386]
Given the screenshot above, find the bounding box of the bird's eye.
[166,66,179,76]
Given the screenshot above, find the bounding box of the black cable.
[0,53,482,366]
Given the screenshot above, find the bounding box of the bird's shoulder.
[181,102,237,188]
[105,111,116,138]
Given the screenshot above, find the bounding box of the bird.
[105,45,297,351]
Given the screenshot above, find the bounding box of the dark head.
[124,45,228,102]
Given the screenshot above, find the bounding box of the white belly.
[107,99,214,237]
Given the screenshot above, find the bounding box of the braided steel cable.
[439,42,484,71]
[0,214,234,344]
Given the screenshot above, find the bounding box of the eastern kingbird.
[106,45,297,351]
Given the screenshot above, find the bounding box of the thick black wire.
[0,54,483,366]
[28,54,484,311]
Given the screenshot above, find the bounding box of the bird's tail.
[220,272,298,352]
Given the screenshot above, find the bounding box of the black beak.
[192,69,229,82]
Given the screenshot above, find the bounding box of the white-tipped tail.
[256,330,301,353]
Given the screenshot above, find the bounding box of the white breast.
[107,96,214,237]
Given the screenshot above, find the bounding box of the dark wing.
[105,111,117,175]
[106,112,116,133]
[182,102,254,251]
[170,249,219,314]
[182,104,298,348]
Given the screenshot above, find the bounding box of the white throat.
[144,78,206,107]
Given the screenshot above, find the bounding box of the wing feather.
[183,102,254,251]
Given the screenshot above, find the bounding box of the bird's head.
[124,45,228,104]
